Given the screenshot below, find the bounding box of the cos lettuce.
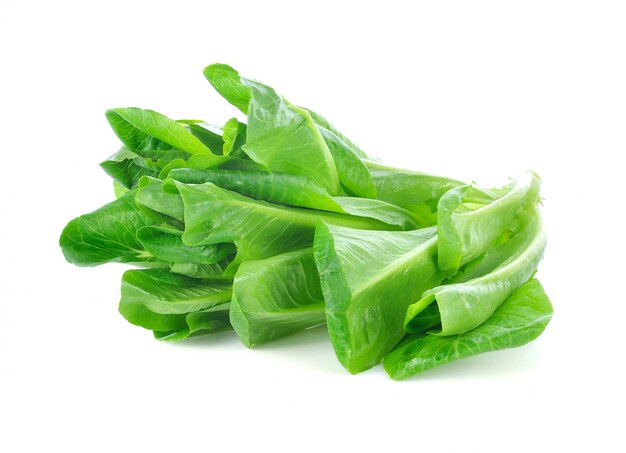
[60,63,552,379]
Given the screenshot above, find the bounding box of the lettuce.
[59,63,552,379]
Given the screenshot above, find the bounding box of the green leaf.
[119,269,232,333]
[169,260,234,280]
[203,64,373,163]
[332,197,421,230]
[106,110,173,151]
[136,225,236,265]
[203,63,251,114]
[406,205,546,335]
[230,248,325,347]
[313,223,445,373]
[222,118,247,157]
[59,190,158,266]
[203,63,374,181]
[168,168,419,229]
[443,227,520,285]
[113,180,130,199]
[168,168,340,210]
[366,162,464,216]
[100,120,228,189]
[187,122,225,154]
[242,79,342,194]
[135,176,185,223]
[437,171,541,274]
[154,304,232,341]
[100,148,162,189]
[157,152,265,180]
[171,181,399,271]
[130,148,192,162]
[384,278,553,379]
[318,126,377,198]
[106,107,212,155]
[307,110,373,160]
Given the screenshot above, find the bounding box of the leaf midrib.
[214,187,390,231]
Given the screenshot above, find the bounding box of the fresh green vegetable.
[59,62,552,379]
[384,279,553,379]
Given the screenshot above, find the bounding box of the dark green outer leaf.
[120,300,189,332]
[136,225,236,265]
[120,269,232,315]
[118,269,232,334]
[384,278,553,379]
[59,190,158,266]
[106,108,212,155]
[100,148,161,189]
[106,110,173,151]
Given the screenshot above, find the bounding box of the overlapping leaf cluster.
[60,64,552,379]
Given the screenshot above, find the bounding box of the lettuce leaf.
[384,279,552,379]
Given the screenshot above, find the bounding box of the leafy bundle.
[59,64,552,379]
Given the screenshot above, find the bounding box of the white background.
[1,1,624,451]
